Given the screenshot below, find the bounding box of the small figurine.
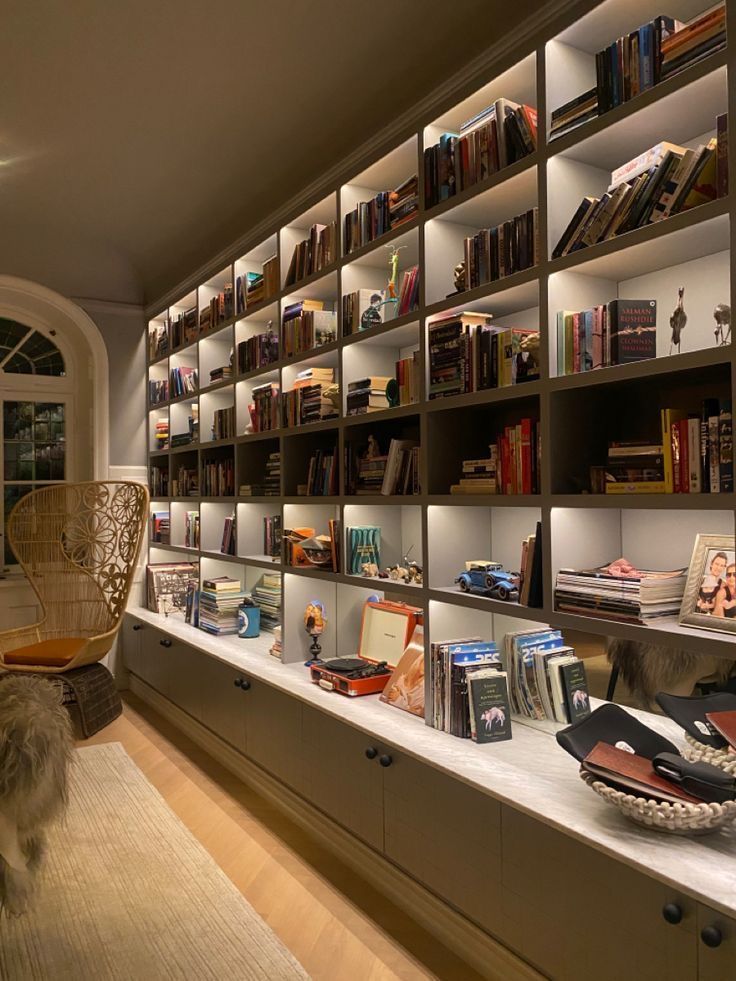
[669,286,687,355]
[365,434,380,459]
[303,600,326,666]
[361,562,380,578]
[453,260,466,293]
[455,561,519,601]
[714,303,731,347]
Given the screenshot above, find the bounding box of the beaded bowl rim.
[683,732,736,774]
[580,771,736,834]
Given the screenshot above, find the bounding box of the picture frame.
[679,535,736,635]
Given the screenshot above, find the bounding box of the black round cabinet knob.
[365,747,378,760]
[233,678,241,688]
[662,903,682,925]
[159,638,172,648]
[239,678,251,691]
[379,754,393,768]
[701,925,722,948]
[132,624,142,631]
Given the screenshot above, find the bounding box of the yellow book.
[605,481,667,494]
[660,408,686,494]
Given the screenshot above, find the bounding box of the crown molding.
[72,296,146,316]
[145,0,589,318]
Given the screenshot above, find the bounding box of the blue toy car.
[455,561,519,601]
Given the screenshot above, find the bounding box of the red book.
[521,418,532,495]
[500,436,511,495]
[583,741,701,804]
[679,419,689,495]
[706,711,736,750]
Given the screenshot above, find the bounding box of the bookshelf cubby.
[144,0,736,686]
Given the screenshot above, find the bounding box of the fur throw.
[0,674,73,915]
[607,638,735,708]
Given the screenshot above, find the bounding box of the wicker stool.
[48,663,122,738]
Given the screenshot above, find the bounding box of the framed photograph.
[679,535,736,634]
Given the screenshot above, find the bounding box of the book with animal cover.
[560,660,591,723]
[380,625,425,718]
[582,742,702,805]
[468,670,511,743]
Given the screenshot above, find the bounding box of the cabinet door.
[500,807,697,981]
[199,656,248,753]
[697,905,736,981]
[383,753,502,934]
[138,625,173,695]
[121,617,144,677]
[167,642,205,723]
[244,680,306,795]
[301,704,384,851]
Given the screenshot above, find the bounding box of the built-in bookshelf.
[144,0,736,678]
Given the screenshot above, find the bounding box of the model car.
[455,561,519,601]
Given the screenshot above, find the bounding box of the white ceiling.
[1,0,543,306]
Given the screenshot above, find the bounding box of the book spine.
[719,401,733,493]
[687,417,702,493]
[709,413,721,493]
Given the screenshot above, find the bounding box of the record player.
[310,599,422,696]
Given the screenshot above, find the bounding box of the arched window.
[1,318,72,569]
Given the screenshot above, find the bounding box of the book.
[582,742,702,805]
[346,525,381,574]
[468,670,512,743]
[608,299,656,363]
[705,710,736,750]
[560,660,591,723]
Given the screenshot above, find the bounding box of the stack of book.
[352,449,388,494]
[150,465,168,498]
[153,419,169,450]
[282,300,336,358]
[169,366,198,398]
[149,379,168,405]
[284,222,337,286]
[185,510,200,548]
[211,405,235,441]
[557,299,656,374]
[269,624,282,658]
[346,525,381,574]
[248,382,280,433]
[594,399,733,494]
[424,99,538,207]
[346,375,392,415]
[518,521,543,608]
[150,510,170,544]
[299,447,337,496]
[554,561,687,623]
[502,628,589,725]
[199,577,246,635]
[281,367,338,427]
[429,314,539,398]
[170,406,198,448]
[462,207,539,288]
[553,130,722,258]
[549,88,598,140]
[344,173,418,254]
[209,361,232,384]
[237,326,279,374]
[235,257,279,314]
[660,5,726,82]
[283,521,340,572]
[253,572,282,630]
[427,637,503,738]
[450,451,498,495]
[170,307,198,348]
[220,513,236,555]
[146,561,198,615]
[201,457,234,496]
[148,324,169,360]
[199,285,233,333]
[395,351,421,405]
[241,451,282,496]
[263,514,281,557]
[172,465,198,497]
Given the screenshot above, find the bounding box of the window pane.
[3,330,65,376]
[3,485,31,565]
[0,319,30,362]
[4,402,33,441]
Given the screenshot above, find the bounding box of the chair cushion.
[4,637,89,667]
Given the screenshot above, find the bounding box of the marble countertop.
[126,604,736,918]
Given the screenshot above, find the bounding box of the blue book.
[639,24,654,91]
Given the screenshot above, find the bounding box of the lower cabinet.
[122,617,736,981]
[300,704,384,851]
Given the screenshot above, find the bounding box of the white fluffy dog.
[0,674,73,915]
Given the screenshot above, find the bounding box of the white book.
[547,653,579,723]
[687,416,701,493]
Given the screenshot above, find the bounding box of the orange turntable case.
[309,599,422,696]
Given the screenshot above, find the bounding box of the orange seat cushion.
[4,637,89,667]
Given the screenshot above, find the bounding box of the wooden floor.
[84,696,485,981]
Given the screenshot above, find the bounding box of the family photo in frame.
[680,534,736,635]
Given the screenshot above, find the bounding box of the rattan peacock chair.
[0,481,149,674]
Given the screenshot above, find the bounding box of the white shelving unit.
[144,0,735,678]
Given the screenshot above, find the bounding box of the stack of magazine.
[502,628,590,725]
[554,559,686,623]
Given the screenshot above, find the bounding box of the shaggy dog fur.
[607,638,735,710]
[0,674,73,916]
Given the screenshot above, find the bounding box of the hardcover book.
[608,299,656,364]
[468,669,512,743]
[561,659,591,723]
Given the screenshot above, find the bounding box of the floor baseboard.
[128,676,542,981]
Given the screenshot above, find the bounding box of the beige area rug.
[0,743,309,980]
